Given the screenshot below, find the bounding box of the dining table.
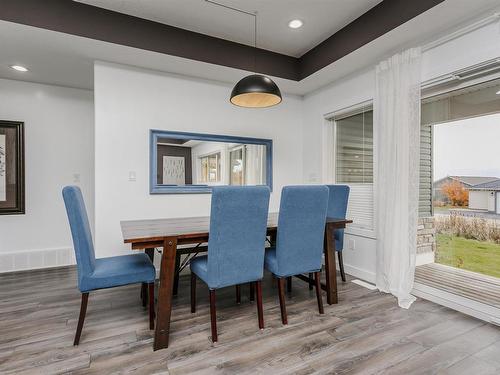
[121,212,352,351]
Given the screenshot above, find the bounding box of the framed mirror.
[150,130,273,194]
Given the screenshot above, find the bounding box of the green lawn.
[436,234,500,278]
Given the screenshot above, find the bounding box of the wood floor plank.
[0,266,498,374]
[383,324,500,375]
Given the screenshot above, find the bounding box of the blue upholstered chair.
[326,184,350,282]
[190,186,270,343]
[62,186,156,345]
[264,185,329,324]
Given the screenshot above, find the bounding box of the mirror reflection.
[156,138,267,187]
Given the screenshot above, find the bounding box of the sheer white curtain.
[374,48,422,309]
[245,145,265,185]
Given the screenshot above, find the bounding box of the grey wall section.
[157,145,192,185]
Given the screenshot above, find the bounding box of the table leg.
[154,237,177,350]
[324,223,338,304]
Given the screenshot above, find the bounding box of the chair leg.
[209,289,217,343]
[249,282,255,302]
[255,281,264,330]
[74,292,89,346]
[314,272,324,314]
[236,285,241,304]
[338,251,346,282]
[308,273,314,290]
[173,253,181,296]
[141,283,147,307]
[287,277,292,294]
[277,278,288,325]
[191,272,196,313]
[148,282,155,329]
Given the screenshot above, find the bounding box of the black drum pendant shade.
[230,74,282,108]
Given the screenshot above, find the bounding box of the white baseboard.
[0,247,75,274]
[413,282,500,324]
[343,264,376,284]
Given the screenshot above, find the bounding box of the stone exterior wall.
[417,217,436,255]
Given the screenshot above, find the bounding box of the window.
[332,106,374,231]
[199,152,221,183]
[229,146,245,185]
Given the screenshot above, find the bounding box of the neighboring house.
[468,179,500,214]
[433,176,499,204]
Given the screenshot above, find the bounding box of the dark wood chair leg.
[142,248,155,304]
[255,281,264,330]
[314,272,324,314]
[191,272,196,313]
[308,273,314,290]
[277,278,288,325]
[338,251,346,282]
[209,289,217,343]
[236,285,241,304]
[141,283,147,306]
[74,292,89,346]
[149,282,155,329]
[173,253,181,296]
[287,277,292,294]
[249,282,255,302]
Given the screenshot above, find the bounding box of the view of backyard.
[436,234,500,278]
[432,110,500,280]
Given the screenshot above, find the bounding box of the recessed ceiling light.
[288,19,303,29]
[496,90,500,95]
[10,65,29,72]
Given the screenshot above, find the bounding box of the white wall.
[94,62,304,257]
[0,79,94,272]
[302,18,500,283]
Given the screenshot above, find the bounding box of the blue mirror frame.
[150,129,273,194]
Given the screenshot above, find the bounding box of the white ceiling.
[0,0,499,96]
[74,0,382,57]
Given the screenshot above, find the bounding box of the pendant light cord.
[205,0,258,72]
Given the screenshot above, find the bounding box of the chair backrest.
[326,185,350,250]
[275,185,329,276]
[207,186,270,288]
[62,186,96,289]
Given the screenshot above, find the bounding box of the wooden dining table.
[121,213,352,351]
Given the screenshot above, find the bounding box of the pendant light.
[206,0,282,108]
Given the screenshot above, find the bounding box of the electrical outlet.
[348,239,355,250]
[129,171,137,182]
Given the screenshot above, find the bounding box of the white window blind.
[333,107,374,231]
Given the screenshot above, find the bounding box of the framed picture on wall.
[0,121,25,215]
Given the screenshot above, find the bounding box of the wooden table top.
[121,213,352,243]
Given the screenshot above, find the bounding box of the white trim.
[413,282,500,324]
[422,12,500,52]
[324,100,373,121]
[343,263,376,284]
[351,279,377,290]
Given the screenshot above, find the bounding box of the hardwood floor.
[0,267,499,374]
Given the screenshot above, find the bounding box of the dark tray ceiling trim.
[299,0,445,77]
[0,0,444,82]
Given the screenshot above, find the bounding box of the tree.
[441,180,469,206]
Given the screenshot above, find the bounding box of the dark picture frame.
[0,120,25,215]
